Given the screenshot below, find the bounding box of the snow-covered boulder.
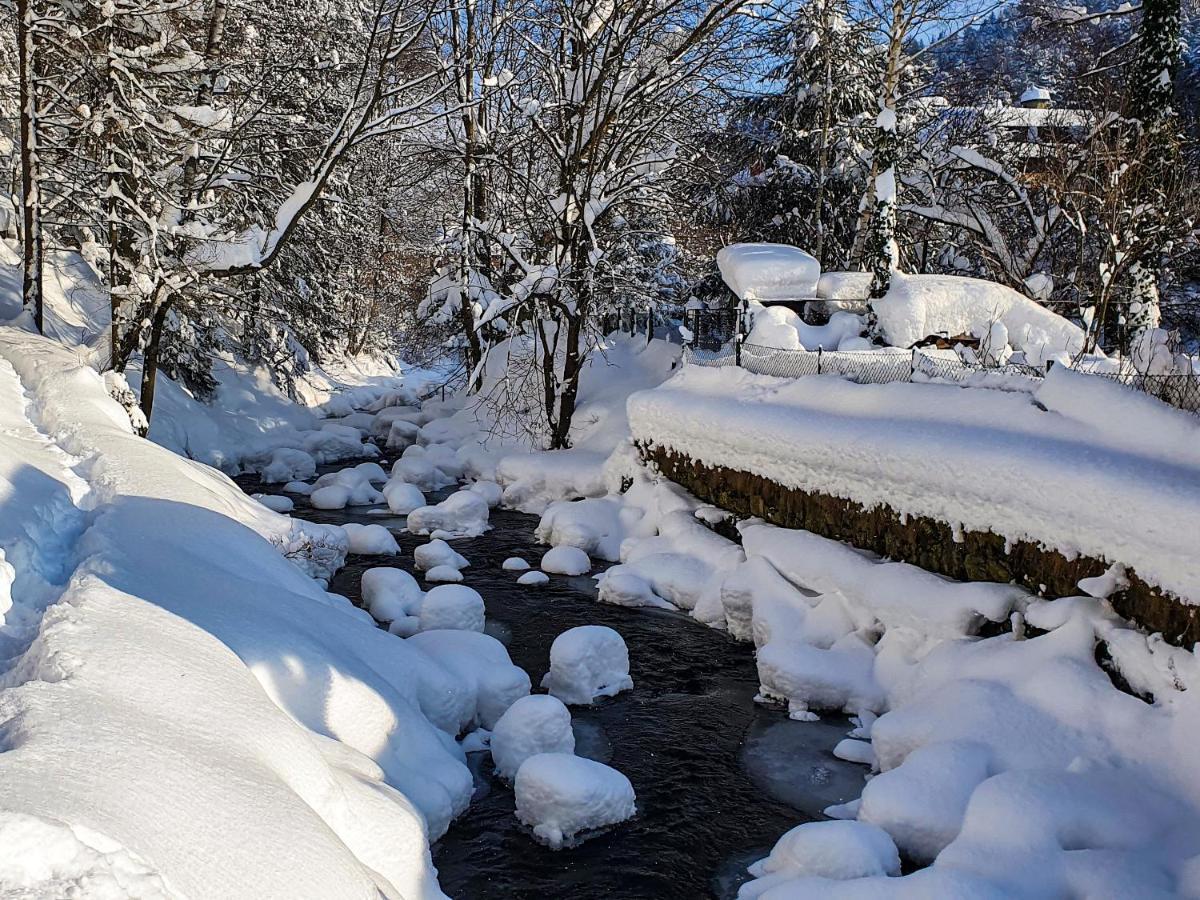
[418,584,485,633]
[717,243,821,301]
[597,566,672,610]
[541,626,633,705]
[385,419,422,450]
[406,630,530,730]
[490,695,576,780]
[503,557,531,572]
[414,539,469,572]
[383,479,426,515]
[361,567,423,623]
[514,753,636,849]
[253,493,294,513]
[353,461,389,485]
[342,523,399,556]
[743,821,900,891]
[282,480,313,495]
[540,546,591,576]
[407,491,490,538]
[467,479,504,508]
[260,447,317,484]
[391,456,456,492]
[310,484,351,510]
[518,572,550,586]
[425,565,464,583]
[312,467,385,506]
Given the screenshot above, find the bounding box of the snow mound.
[518,571,550,586]
[541,546,591,576]
[467,480,503,508]
[342,523,399,555]
[312,467,386,506]
[408,491,491,538]
[386,419,422,451]
[309,484,351,510]
[414,539,469,572]
[261,448,317,484]
[873,273,1084,365]
[743,821,900,893]
[596,566,673,609]
[491,695,576,780]
[406,630,530,730]
[541,626,633,705]
[514,753,636,849]
[282,480,313,495]
[425,565,464,584]
[746,305,865,352]
[717,243,821,301]
[383,479,426,515]
[503,557,530,572]
[418,584,485,633]
[360,568,423,623]
[253,493,294,513]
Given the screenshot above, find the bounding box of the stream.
[240,460,867,900]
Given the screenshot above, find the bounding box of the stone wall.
[640,443,1199,647]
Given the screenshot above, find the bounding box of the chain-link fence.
[683,340,1200,416]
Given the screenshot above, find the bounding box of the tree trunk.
[138,298,174,425]
[17,0,44,333]
[550,316,582,450]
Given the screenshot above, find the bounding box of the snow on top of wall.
[872,273,1085,365]
[628,364,1200,604]
[717,243,821,301]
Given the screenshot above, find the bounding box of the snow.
[361,567,424,623]
[0,330,466,897]
[384,478,427,514]
[261,447,317,483]
[741,821,900,895]
[1020,85,1051,104]
[717,243,821,301]
[405,630,530,730]
[407,489,491,538]
[282,479,313,495]
[596,566,674,609]
[425,565,465,583]
[514,753,636,849]
[490,695,576,779]
[342,522,400,555]
[418,584,486,633]
[746,305,866,351]
[253,493,294,513]
[310,484,352,509]
[311,466,386,506]
[628,364,1200,605]
[541,626,634,705]
[872,272,1085,364]
[540,545,592,576]
[503,557,531,571]
[518,571,550,586]
[414,539,469,572]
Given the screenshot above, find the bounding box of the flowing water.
[240,463,867,900]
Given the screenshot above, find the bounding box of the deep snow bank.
[628,364,1200,606]
[0,330,467,898]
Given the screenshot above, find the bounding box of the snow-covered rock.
[310,484,351,510]
[386,418,422,450]
[742,821,900,893]
[518,571,550,586]
[503,557,530,572]
[408,491,491,538]
[282,480,313,495]
[260,447,317,484]
[540,546,591,576]
[424,565,464,584]
[490,695,576,780]
[467,479,504,508]
[383,479,426,515]
[360,567,423,623]
[342,523,400,556]
[391,456,456,492]
[596,566,672,609]
[414,539,469,572]
[514,753,636,849]
[418,584,486,633]
[406,630,530,730]
[541,626,633,705]
[253,493,294,513]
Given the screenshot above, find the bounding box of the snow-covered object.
[361,567,423,623]
[414,539,469,572]
[386,419,422,450]
[597,566,673,609]
[310,484,351,510]
[514,754,636,849]
[467,479,504,508]
[873,273,1084,364]
[717,243,821,301]
[541,626,633,705]
[407,491,491,538]
[540,546,591,576]
[342,523,400,555]
[406,630,530,730]
[490,695,576,779]
[383,479,426,515]
[628,365,1200,605]
[354,461,389,485]
[0,331,468,897]
[0,549,14,625]
[391,456,457,492]
[757,632,884,720]
[418,584,486,633]
[282,480,313,495]
[425,565,464,583]
[312,467,386,505]
[743,821,900,893]
[503,557,530,571]
[253,493,294,513]
[746,305,865,352]
[260,447,317,484]
[518,571,550,586]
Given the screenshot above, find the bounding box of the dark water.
[239,462,866,900]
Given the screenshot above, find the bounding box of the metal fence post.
[910,348,917,380]
[817,346,823,374]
